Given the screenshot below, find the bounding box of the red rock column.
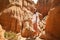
[45,6,60,40]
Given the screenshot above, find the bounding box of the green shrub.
[4,31,17,40]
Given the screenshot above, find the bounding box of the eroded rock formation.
[45,0,60,40]
[0,25,6,40]
[0,0,36,34]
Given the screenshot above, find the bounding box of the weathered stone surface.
[0,0,43,39]
[0,0,36,34]
[0,25,6,40]
[0,0,10,12]
[36,0,52,18]
[21,19,34,38]
[45,0,60,40]
[0,6,23,33]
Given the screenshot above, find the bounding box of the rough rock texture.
[36,0,52,18]
[45,0,60,40]
[0,25,7,40]
[0,25,5,38]
[0,0,10,12]
[0,0,35,34]
[0,0,46,39]
[0,6,23,33]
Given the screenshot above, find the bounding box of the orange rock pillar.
[45,6,60,40]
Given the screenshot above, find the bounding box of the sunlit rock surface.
[0,25,7,40]
[0,0,48,40]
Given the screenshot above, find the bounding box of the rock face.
[0,25,6,40]
[36,0,52,18]
[0,25,5,38]
[0,0,35,34]
[0,0,10,12]
[0,6,22,33]
[0,0,46,38]
[45,0,60,40]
